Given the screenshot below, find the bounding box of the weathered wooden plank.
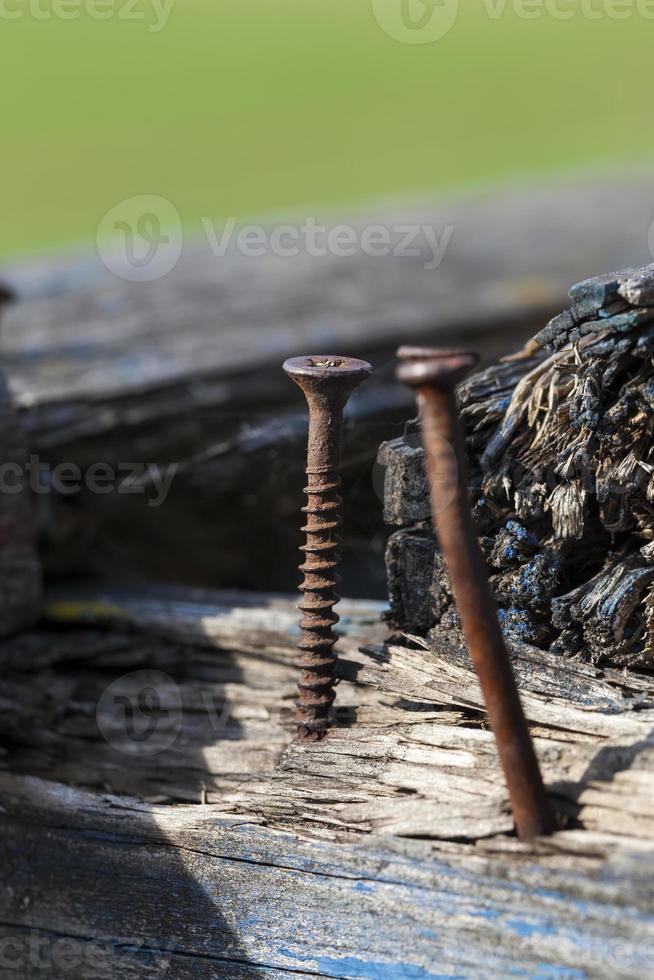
[0,300,40,635]
[2,173,653,592]
[40,583,388,657]
[0,583,652,843]
[4,172,653,413]
[1,776,654,978]
[2,584,654,975]
[0,926,316,980]
[2,178,654,973]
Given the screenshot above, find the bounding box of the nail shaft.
[284,355,372,741]
[397,347,555,841]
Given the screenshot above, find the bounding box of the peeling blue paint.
[470,907,501,921]
[280,949,455,979]
[505,520,537,546]
[506,918,557,939]
[313,956,456,979]
[533,966,586,979]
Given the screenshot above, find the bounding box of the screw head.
[396,346,479,389]
[284,355,372,398]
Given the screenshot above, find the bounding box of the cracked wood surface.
[381,262,654,670]
[2,774,654,979]
[2,583,654,975]
[1,581,652,838]
[3,176,654,975]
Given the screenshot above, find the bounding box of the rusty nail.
[284,355,372,742]
[396,346,555,840]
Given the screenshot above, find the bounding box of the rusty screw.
[283,355,372,741]
[397,346,555,840]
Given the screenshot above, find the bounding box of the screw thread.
[283,353,372,742]
[295,466,342,740]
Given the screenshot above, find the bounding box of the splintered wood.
[5,228,654,973]
[1,583,653,843]
[383,262,654,668]
[1,584,654,976]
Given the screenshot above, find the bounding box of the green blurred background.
[3,0,653,258]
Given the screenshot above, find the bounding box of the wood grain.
[2,583,654,975]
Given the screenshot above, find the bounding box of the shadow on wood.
[1,583,654,975]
